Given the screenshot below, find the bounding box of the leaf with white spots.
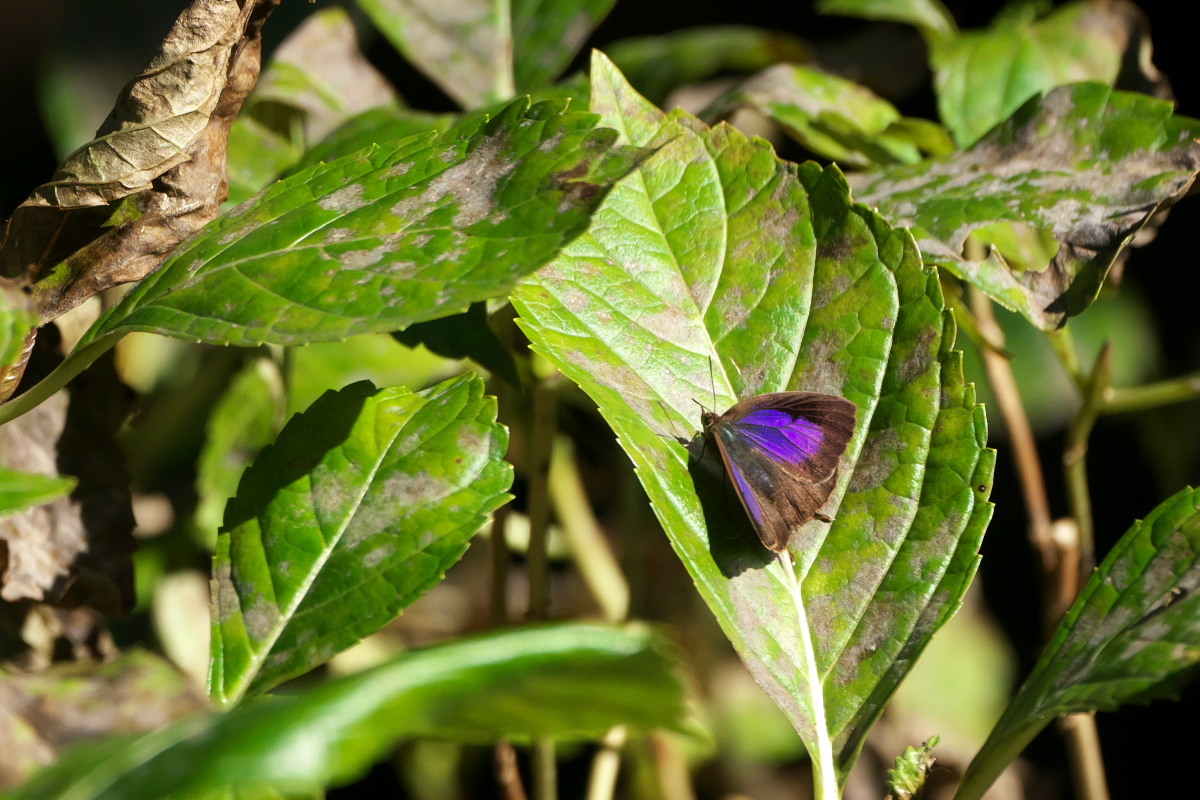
[513,52,992,789]
[72,98,646,353]
[958,487,1200,800]
[853,83,1200,330]
[208,374,511,707]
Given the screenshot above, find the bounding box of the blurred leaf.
[818,0,956,40]
[854,83,1200,330]
[18,624,690,800]
[958,487,1200,800]
[607,26,811,105]
[65,98,644,359]
[228,6,403,202]
[209,375,511,706]
[707,63,946,167]
[930,1,1147,147]
[514,52,993,785]
[0,467,77,515]
[287,335,458,418]
[393,303,520,387]
[0,650,208,790]
[511,0,618,93]
[356,0,611,108]
[194,358,286,541]
[290,106,456,176]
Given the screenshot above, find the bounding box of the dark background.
[2,1,1196,797]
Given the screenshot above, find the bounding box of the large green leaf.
[16,624,691,800]
[513,52,992,790]
[956,487,1200,800]
[853,83,1200,330]
[356,0,612,108]
[929,1,1140,147]
[0,98,645,424]
[209,375,511,707]
[75,99,642,351]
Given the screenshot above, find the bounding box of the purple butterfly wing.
[705,392,857,552]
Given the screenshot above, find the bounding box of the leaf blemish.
[318,183,367,213]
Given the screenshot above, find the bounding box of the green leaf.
[854,83,1200,330]
[706,64,946,167]
[393,302,520,387]
[194,359,286,541]
[356,0,611,108]
[209,374,512,707]
[513,52,992,789]
[1,292,37,379]
[929,2,1134,146]
[290,106,456,176]
[817,0,956,40]
[0,466,77,515]
[607,26,811,106]
[511,0,618,93]
[17,624,690,800]
[72,98,644,353]
[957,487,1200,800]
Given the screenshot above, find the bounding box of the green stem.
[550,436,629,623]
[526,372,558,800]
[779,551,839,800]
[0,334,119,425]
[1064,343,1111,580]
[1048,326,1086,391]
[1102,372,1200,416]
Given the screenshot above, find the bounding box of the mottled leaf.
[929,1,1153,147]
[17,624,690,800]
[853,83,1200,330]
[513,52,992,787]
[209,375,511,706]
[818,0,956,40]
[67,99,643,354]
[957,487,1200,800]
[707,63,952,167]
[356,0,610,108]
[607,25,811,105]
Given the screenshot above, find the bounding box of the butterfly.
[699,392,857,552]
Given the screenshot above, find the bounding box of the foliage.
[2,1,1198,799]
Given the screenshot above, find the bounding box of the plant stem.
[967,288,1054,545]
[1047,326,1086,390]
[585,727,627,800]
[1060,713,1110,800]
[526,376,558,622]
[1102,371,1200,415]
[779,550,840,800]
[550,436,630,623]
[527,372,558,800]
[1063,343,1111,581]
[496,741,529,800]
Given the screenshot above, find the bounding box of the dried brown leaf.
[0,0,280,330]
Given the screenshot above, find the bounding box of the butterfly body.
[700,392,857,552]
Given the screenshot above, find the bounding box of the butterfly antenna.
[707,355,718,411]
